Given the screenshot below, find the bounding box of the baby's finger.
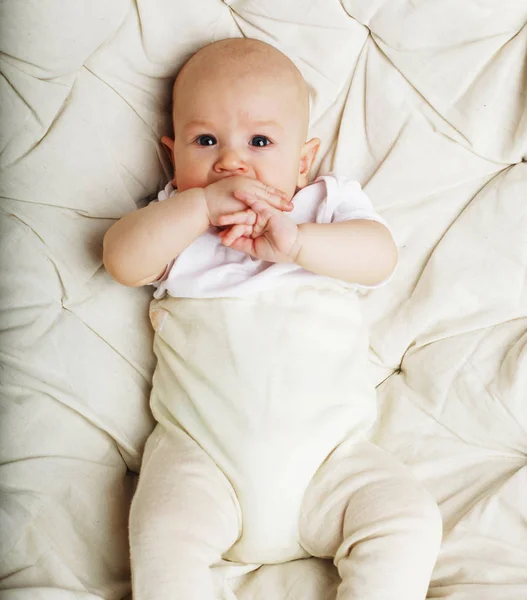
[217,209,256,227]
[258,183,293,211]
[233,191,269,213]
[251,205,274,238]
[256,183,291,210]
[237,183,292,211]
[229,236,256,256]
[256,184,290,208]
[221,223,253,247]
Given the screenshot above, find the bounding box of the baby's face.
[165,42,318,201]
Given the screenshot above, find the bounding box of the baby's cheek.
[276,175,299,202]
[175,163,210,192]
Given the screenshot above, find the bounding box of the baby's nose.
[214,148,249,174]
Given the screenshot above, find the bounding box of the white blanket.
[1,1,526,599]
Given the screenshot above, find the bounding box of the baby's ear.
[161,136,177,184]
[297,137,320,189]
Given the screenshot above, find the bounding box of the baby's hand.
[218,195,300,264]
[203,176,291,227]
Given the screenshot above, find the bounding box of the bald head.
[163,38,320,200]
[172,38,310,139]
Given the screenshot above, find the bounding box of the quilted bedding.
[1,1,526,599]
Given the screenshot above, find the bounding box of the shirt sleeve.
[317,175,396,290]
[149,182,177,297]
[330,176,390,228]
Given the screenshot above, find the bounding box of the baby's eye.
[250,135,271,147]
[196,135,217,146]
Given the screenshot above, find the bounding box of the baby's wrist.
[176,188,210,232]
[193,187,212,228]
[290,226,304,265]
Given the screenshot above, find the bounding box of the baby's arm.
[103,177,291,287]
[103,188,208,287]
[295,220,397,286]
[219,196,397,286]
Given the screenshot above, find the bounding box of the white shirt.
[152,174,391,299]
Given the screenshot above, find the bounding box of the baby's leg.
[299,440,442,600]
[129,424,241,600]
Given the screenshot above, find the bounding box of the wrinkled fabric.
[1,1,526,599]
[130,424,442,600]
[149,284,375,564]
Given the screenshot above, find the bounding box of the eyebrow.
[250,120,284,131]
[183,120,215,132]
[183,119,284,133]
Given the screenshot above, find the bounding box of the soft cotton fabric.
[2,1,526,599]
[130,424,442,600]
[148,282,377,562]
[152,175,391,299]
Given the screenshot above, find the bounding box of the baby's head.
[162,38,320,201]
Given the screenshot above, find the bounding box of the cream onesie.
[129,175,443,600]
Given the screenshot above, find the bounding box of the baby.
[103,38,442,600]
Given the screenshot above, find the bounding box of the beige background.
[1,1,526,598]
